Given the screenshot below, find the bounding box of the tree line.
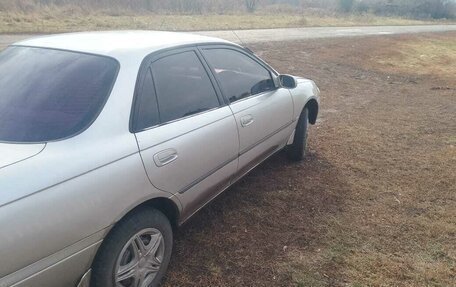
[0,0,454,19]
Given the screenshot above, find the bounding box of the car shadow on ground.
[163,148,349,286]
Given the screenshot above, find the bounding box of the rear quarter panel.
[0,138,177,286]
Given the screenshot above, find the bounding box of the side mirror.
[278,74,297,89]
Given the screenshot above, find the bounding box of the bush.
[369,0,456,19]
[338,0,355,12]
[245,0,259,13]
[417,0,456,19]
[355,1,370,13]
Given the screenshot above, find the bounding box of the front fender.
[289,77,320,122]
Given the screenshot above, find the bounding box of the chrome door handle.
[240,115,254,127]
[153,148,178,167]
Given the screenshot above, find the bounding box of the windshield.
[0,46,119,142]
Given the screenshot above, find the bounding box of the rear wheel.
[91,208,173,287]
[287,108,309,161]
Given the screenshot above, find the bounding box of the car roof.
[13,30,233,58]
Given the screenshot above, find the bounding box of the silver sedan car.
[0,31,319,287]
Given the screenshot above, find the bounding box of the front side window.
[151,51,220,123]
[0,46,118,142]
[202,48,275,103]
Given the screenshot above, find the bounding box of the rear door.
[200,46,294,180]
[132,48,239,219]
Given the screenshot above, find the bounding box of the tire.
[287,108,309,161]
[91,208,173,287]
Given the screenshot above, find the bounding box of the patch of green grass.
[323,243,350,265]
[278,249,328,287]
[374,35,456,79]
[445,136,456,145]
[296,276,326,287]
[426,243,455,264]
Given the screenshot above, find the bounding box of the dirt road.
[199,24,456,43]
[1,25,455,49]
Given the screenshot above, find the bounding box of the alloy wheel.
[115,228,165,287]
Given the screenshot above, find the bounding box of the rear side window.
[151,51,220,123]
[202,49,275,103]
[0,46,118,142]
[132,68,160,131]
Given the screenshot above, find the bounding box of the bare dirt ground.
[162,32,455,287]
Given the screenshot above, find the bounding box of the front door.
[200,47,294,180]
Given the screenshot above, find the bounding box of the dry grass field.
[160,32,456,286]
[0,10,448,34]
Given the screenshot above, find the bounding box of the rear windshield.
[0,46,119,142]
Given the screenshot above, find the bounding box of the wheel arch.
[89,196,180,270]
[104,195,181,240]
[305,98,319,124]
[125,197,181,231]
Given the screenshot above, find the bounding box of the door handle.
[240,115,254,127]
[153,148,178,167]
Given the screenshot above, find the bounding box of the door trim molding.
[239,120,294,156]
